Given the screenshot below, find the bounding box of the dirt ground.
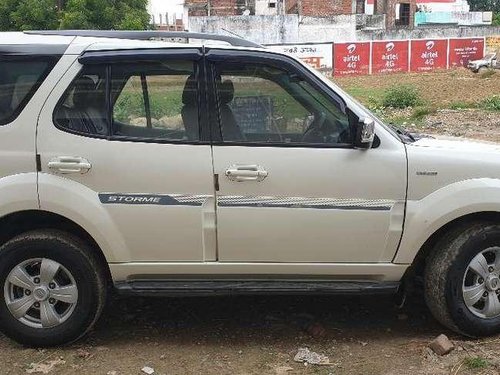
[413,109,500,142]
[335,68,500,142]
[1,295,500,375]
[335,68,500,108]
[1,69,500,375]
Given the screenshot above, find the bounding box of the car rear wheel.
[425,222,500,337]
[0,230,107,347]
[478,66,489,74]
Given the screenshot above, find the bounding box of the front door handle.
[48,156,92,174]
[225,165,268,182]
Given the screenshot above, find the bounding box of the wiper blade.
[389,123,416,142]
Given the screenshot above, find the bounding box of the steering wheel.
[337,123,351,143]
[301,112,326,142]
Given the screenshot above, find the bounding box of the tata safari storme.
[1,30,500,346]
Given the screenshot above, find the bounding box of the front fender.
[38,173,129,262]
[394,178,500,264]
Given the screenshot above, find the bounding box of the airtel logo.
[347,44,356,54]
[426,41,435,50]
[385,42,395,52]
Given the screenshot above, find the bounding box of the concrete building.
[417,0,470,12]
[154,0,490,38]
[148,0,187,29]
[184,0,417,28]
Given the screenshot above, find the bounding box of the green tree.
[468,0,500,12]
[60,0,150,30]
[11,0,60,30]
[0,0,150,31]
[493,11,500,25]
[0,0,18,31]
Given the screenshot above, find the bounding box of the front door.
[208,50,407,263]
[37,50,216,262]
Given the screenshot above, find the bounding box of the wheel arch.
[402,211,500,282]
[0,209,112,284]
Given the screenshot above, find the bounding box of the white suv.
[0,30,500,347]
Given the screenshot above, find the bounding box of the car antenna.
[221,27,245,40]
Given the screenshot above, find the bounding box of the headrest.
[182,75,197,105]
[72,76,97,109]
[219,80,234,105]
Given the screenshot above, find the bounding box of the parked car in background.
[468,52,499,73]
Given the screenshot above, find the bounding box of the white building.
[147,0,187,27]
[416,0,470,12]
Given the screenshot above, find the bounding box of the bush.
[481,95,500,111]
[449,101,477,110]
[412,106,436,119]
[382,85,421,109]
[464,357,489,370]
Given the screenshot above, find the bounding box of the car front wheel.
[0,230,107,347]
[425,222,500,337]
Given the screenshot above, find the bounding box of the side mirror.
[355,117,375,149]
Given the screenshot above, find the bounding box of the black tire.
[0,230,107,347]
[478,66,488,74]
[425,222,500,337]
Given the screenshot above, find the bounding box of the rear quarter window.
[0,56,59,125]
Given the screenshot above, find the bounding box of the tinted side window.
[214,62,352,145]
[54,65,108,136]
[112,61,199,141]
[55,60,200,142]
[0,57,58,125]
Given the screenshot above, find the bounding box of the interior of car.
[54,61,353,145]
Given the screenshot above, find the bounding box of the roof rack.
[24,30,263,49]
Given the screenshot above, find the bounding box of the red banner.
[371,40,409,74]
[410,39,448,72]
[333,42,370,76]
[448,38,484,68]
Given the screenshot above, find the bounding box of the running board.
[114,280,400,297]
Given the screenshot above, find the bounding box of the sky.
[148,0,185,24]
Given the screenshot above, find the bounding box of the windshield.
[484,54,495,60]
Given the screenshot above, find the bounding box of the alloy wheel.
[3,258,78,328]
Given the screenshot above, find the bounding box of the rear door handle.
[48,156,92,174]
[225,165,268,182]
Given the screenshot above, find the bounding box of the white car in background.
[468,52,499,73]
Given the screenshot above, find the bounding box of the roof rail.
[24,30,263,49]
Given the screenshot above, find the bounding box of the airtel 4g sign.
[371,40,409,74]
[333,42,370,76]
[410,39,448,72]
[325,37,485,76]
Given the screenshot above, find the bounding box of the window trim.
[139,73,152,129]
[53,49,210,144]
[78,48,202,65]
[0,54,61,126]
[206,49,356,149]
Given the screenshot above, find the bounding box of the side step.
[114,280,400,297]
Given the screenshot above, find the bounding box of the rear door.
[37,49,217,262]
